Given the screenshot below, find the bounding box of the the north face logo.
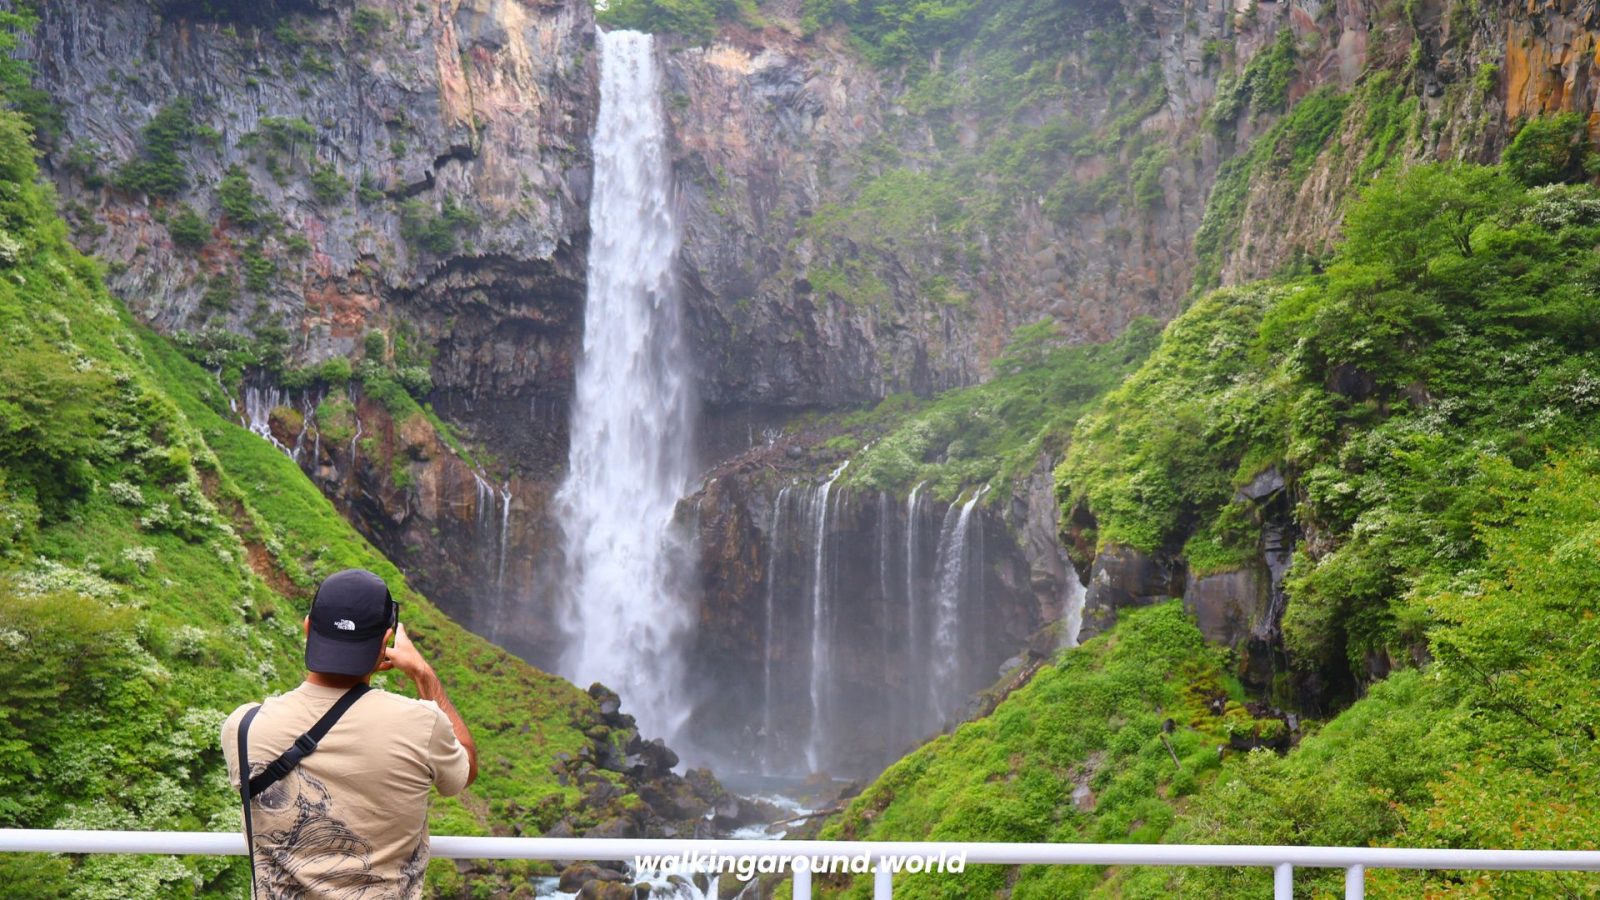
[334,619,356,631]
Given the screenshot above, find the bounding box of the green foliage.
[597,0,758,44]
[802,0,979,65]
[61,141,106,189]
[820,603,1279,898]
[218,165,268,229]
[1209,28,1298,131]
[1064,162,1600,678]
[351,7,392,41]
[356,173,385,203]
[1503,111,1592,187]
[398,196,477,256]
[113,99,194,198]
[833,317,1157,501]
[1340,161,1520,276]
[166,203,210,249]
[258,116,316,163]
[238,241,277,295]
[310,162,350,205]
[1192,87,1349,291]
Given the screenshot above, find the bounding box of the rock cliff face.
[21,0,596,653]
[678,437,1082,777]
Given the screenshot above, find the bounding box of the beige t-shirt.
[222,682,470,900]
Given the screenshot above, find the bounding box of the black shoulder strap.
[238,704,261,899]
[247,684,371,797]
[237,684,370,897]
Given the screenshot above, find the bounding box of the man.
[222,568,478,899]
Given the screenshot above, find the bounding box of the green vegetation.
[218,165,269,229]
[824,155,1600,899]
[166,203,210,249]
[1062,162,1600,681]
[818,603,1281,898]
[831,317,1157,501]
[1190,87,1349,291]
[597,0,759,44]
[351,7,393,42]
[789,0,1178,312]
[1208,28,1297,131]
[310,162,350,204]
[114,99,195,198]
[0,76,638,899]
[1503,111,1594,187]
[398,196,478,255]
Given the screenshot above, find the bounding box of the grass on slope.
[0,101,610,898]
[809,603,1283,899]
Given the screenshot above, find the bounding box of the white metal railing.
[5,830,1600,899]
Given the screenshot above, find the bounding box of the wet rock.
[1079,544,1184,639]
[559,864,627,893]
[1183,566,1270,648]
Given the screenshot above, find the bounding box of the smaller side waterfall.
[760,487,790,773]
[805,462,848,773]
[929,488,983,722]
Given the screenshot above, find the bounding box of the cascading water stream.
[556,30,696,746]
[929,488,984,723]
[761,487,790,773]
[905,481,928,735]
[804,461,848,773]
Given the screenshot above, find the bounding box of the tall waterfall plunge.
[556,31,697,747]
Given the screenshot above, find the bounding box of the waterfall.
[242,381,290,454]
[929,488,983,723]
[556,30,696,746]
[761,487,790,772]
[805,461,848,773]
[905,482,929,736]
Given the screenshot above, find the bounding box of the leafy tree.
[1339,163,1520,276]
[310,163,349,204]
[166,203,210,249]
[218,165,267,228]
[1503,111,1591,187]
[113,99,195,198]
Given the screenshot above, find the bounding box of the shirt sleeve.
[425,704,471,797]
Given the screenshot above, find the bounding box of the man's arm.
[380,623,478,788]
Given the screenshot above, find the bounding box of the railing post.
[1345,864,1364,899]
[1274,862,1293,900]
[874,859,893,899]
[793,861,812,900]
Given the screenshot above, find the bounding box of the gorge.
[11,0,1600,895]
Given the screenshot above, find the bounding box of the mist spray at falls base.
[555,30,698,751]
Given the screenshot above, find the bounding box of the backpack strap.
[247,684,371,796]
[238,704,261,899]
[237,685,370,897]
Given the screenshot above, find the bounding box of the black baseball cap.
[305,569,398,676]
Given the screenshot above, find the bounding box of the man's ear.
[303,616,310,639]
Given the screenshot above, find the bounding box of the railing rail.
[5,829,1600,899]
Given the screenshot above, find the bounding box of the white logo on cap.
[335,619,356,631]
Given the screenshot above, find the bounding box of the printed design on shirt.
[249,762,393,900]
[398,838,428,897]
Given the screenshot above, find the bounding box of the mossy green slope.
[810,603,1279,899]
[0,105,610,898]
[810,134,1600,898]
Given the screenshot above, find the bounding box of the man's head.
[303,569,398,677]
